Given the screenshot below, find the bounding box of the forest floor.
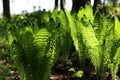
[0,51,120,80]
[50,52,120,80]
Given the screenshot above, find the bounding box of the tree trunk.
[2,0,10,19]
[72,0,90,13]
[93,0,101,14]
[60,0,65,10]
[55,0,58,8]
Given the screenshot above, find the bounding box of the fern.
[11,30,35,80]
[33,28,53,80]
[114,17,120,39]
[64,9,79,56]
[10,23,58,80]
[107,17,120,80]
[65,6,89,71]
[77,4,103,76]
[108,39,120,80]
[56,10,72,63]
[65,2,100,69]
[93,13,115,79]
[8,5,120,80]
[51,8,58,23]
[65,3,120,80]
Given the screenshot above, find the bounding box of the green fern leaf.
[114,16,120,39]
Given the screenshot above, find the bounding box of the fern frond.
[77,4,100,69]
[109,39,120,80]
[93,14,116,79]
[65,8,99,71]
[64,9,79,53]
[114,16,120,39]
[94,14,115,44]
[56,10,72,62]
[33,27,58,80]
[10,29,35,80]
[34,28,50,50]
[51,8,58,22]
[77,2,94,23]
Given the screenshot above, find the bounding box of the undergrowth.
[0,2,120,80]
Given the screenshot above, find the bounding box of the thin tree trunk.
[2,0,10,19]
[60,0,65,10]
[72,0,90,13]
[55,0,58,8]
